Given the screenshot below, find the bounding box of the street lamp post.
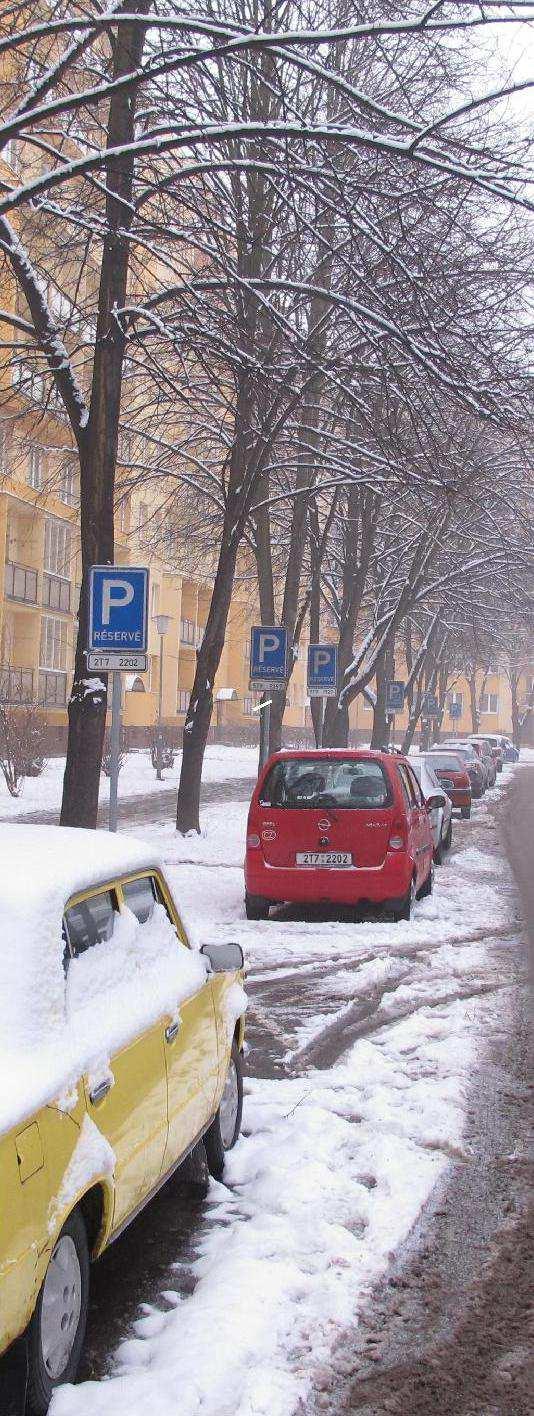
[154,613,172,780]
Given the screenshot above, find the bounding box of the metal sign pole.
[108,670,122,832]
[317,697,325,747]
[258,698,271,776]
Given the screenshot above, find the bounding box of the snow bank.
[0,825,207,1135]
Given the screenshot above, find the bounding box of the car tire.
[444,819,453,850]
[418,861,434,899]
[394,875,416,922]
[245,893,270,920]
[204,1042,244,1180]
[26,1208,89,1416]
[434,837,443,865]
[461,805,471,819]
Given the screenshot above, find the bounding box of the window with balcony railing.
[42,573,70,612]
[0,665,34,703]
[4,560,38,603]
[38,669,67,707]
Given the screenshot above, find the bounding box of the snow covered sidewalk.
[0,744,257,820]
[51,776,522,1416]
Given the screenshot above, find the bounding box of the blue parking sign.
[386,680,405,713]
[423,693,439,716]
[250,626,287,689]
[307,643,337,697]
[88,566,149,655]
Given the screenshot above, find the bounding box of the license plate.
[296,851,352,867]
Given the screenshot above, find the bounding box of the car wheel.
[444,819,453,850]
[394,875,416,922]
[26,1209,89,1416]
[204,1042,244,1179]
[245,893,270,920]
[461,804,471,819]
[434,837,443,865]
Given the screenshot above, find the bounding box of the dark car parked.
[439,742,485,798]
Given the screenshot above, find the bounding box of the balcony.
[0,665,34,703]
[43,572,71,613]
[38,669,67,707]
[4,560,38,605]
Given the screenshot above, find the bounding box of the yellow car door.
[127,873,220,1172]
[64,884,168,1235]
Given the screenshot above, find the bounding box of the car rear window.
[426,753,462,771]
[260,758,392,809]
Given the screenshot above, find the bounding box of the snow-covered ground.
[0,744,257,818]
[51,769,523,1416]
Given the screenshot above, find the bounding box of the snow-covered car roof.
[0,822,158,915]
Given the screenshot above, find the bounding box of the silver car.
[410,755,453,862]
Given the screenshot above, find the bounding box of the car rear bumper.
[245,853,413,905]
[449,790,471,808]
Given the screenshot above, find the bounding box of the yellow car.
[0,824,246,1414]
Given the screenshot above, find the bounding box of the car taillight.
[247,833,261,848]
[388,818,406,850]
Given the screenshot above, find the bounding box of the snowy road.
[50,768,529,1416]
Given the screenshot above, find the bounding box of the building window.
[244,639,250,662]
[44,518,72,579]
[0,426,7,474]
[40,615,68,671]
[480,692,499,715]
[177,688,190,713]
[28,448,43,490]
[180,617,196,645]
[151,582,159,615]
[59,462,77,506]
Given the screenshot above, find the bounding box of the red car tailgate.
[256,806,393,868]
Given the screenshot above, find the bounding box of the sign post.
[386,680,405,747]
[88,566,149,830]
[249,626,288,774]
[307,644,337,747]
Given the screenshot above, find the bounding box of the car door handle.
[165,1021,181,1044]
[89,1078,112,1105]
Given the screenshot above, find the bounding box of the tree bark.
[61,4,149,827]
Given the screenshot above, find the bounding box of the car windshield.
[425,753,462,771]
[260,757,392,809]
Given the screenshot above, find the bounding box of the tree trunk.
[176,517,241,832]
[468,670,479,733]
[60,5,148,827]
[371,646,394,748]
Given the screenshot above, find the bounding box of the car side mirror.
[201,942,244,973]
[426,794,443,812]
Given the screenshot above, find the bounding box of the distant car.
[474,734,505,772]
[439,741,485,798]
[245,749,437,922]
[500,737,519,763]
[423,750,472,818]
[0,826,246,1411]
[469,737,497,786]
[410,756,453,862]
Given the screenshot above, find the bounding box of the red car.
[245,749,437,923]
[424,751,472,817]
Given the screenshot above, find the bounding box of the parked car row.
[246,748,448,924]
[245,736,517,926]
